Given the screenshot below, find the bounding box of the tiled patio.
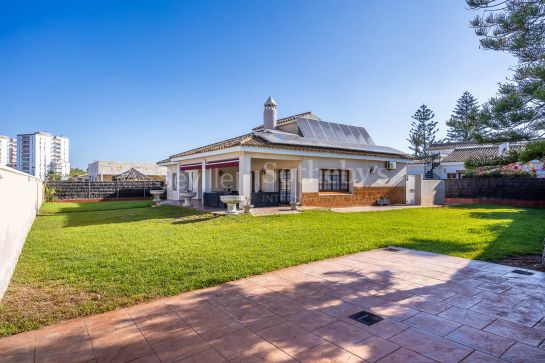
[2,247,545,362]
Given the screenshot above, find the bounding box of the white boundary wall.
[0,166,43,298]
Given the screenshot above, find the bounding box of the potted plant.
[376,194,390,206]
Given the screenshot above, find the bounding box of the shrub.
[464,149,519,169]
[44,185,57,202]
[518,140,545,163]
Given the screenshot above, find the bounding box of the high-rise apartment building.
[16,132,70,180]
[0,136,17,168]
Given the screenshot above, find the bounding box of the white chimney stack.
[263,96,277,130]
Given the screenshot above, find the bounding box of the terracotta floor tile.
[390,327,472,363]
[0,331,35,357]
[460,351,506,363]
[295,341,363,363]
[256,296,307,316]
[444,294,482,309]
[151,329,209,363]
[35,339,95,363]
[35,319,89,354]
[484,318,545,347]
[404,312,461,337]
[208,328,265,360]
[178,348,225,363]
[192,317,245,341]
[343,336,399,362]
[501,342,545,363]
[257,321,324,355]
[369,303,419,322]
[129,354,161,363]
[235,341,295,363]
[85,309,134,338]
[284,309,338,331]
[376,347,434,363]
[91,325,154,363]
[475,290,524,307]
[438,306,495,330]
[136,312,189,345]
[351,317,409,340]
[446,325,514,357]
[125,300,171,323]
[471,301,542,327]
[0,354,35,363]
[315,321,372,347]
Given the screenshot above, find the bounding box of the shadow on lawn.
[47,204,215,228]
[5,247,545,362]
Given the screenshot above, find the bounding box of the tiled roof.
[427,142,480,151]
[159,132,409,164]
[441,144,525,163]
[158,112,410,164]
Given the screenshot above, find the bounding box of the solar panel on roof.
[330,122,348,143]
[310,121,326,139]
[297,118,315,138]
[321,122,337,140]
[349,125,365,144]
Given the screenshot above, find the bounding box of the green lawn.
[1,201,544,336]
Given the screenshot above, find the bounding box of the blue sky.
[0,1,515,168]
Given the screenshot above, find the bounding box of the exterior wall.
[300,157,407,207]
[420,180,445,206]
[88,161,166,181]
[166,164,180,200]
[436,163,465,179]
[0,166,43,298]
[165,150,409,207]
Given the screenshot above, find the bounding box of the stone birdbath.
[179,191,197,207]
[220,195,246,214]
[150,190,164,207]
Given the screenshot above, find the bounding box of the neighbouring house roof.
[159,113,410,164]
[89,161,167,176]
[112,168,153,181]
[427,141,480,151]
[441,144,526,163]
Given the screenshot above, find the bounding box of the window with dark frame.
[319,169,349,192]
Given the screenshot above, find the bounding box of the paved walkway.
[2,248,545,362]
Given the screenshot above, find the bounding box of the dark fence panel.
[445,178,545,201]
[47,181,164,200]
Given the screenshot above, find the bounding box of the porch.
[172,154,302,209]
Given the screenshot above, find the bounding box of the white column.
[176,162,180,200]
[201,161,206,200]
[238,154,252,202]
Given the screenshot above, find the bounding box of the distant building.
[407,141,529,180]
[87,161,166,181]
[0,136,17,168]
[16,132,70,180]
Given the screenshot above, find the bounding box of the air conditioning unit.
[385,161,397,170]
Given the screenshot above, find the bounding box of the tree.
[69,167,86,179]
[446,91,485,141]
[407,104,438,156]
[467,0,545,141]
[46,169,61,181]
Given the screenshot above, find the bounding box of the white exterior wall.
[0,166,43,298]
[164,149,409,203]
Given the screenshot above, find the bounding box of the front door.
[279,169,291,204]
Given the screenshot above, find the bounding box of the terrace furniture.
[250,192,280,207]
[203,191,238,208]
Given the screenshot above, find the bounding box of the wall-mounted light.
[218,170,223,176]
[260,167,266,176]
[369,166,376,174]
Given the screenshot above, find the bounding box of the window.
[171,173,177,191]
[447,173,457,179]
[319,169,349,192]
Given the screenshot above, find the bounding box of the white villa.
[158,98,412,208]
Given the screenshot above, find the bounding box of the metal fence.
[46,181,164,200]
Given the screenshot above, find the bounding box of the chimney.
[263,96,277,130]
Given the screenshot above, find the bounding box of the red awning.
[205,158,239,169]
[179,163,201,171]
